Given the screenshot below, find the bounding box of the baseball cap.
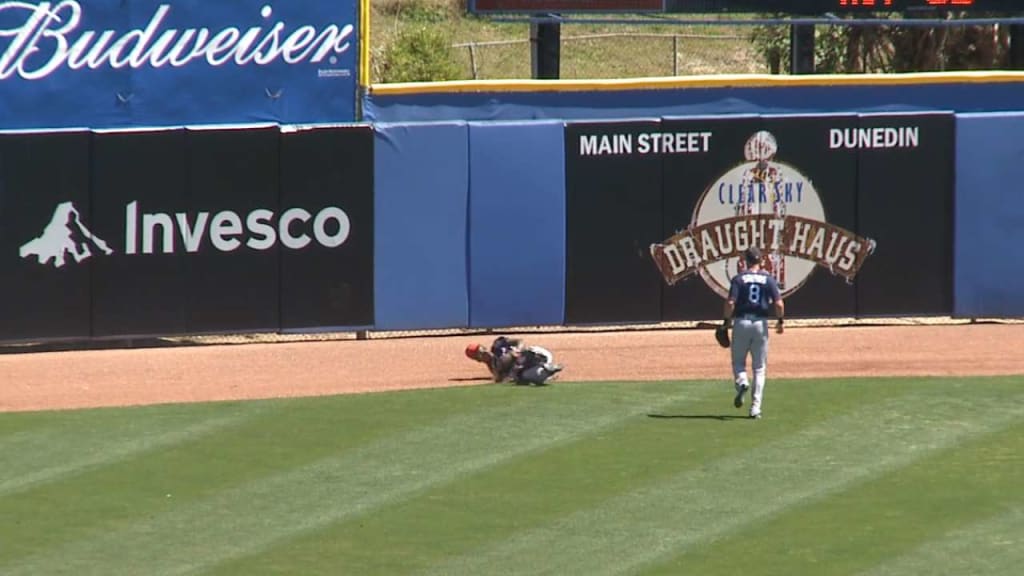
[465,343,482,359]
[743,246,762,264]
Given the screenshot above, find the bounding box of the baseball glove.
[714,326,730,348]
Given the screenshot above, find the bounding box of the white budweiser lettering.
[0,1,354,80]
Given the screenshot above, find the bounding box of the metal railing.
[451,29,754,79]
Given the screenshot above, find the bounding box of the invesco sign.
[20,199,355,269]
[125,201,350,254]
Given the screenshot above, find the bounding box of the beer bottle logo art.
[651,130,876,299]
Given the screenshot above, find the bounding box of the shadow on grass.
[647,413,750,421]
[447,378,555,388]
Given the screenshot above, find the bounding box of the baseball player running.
[722,246,784,419]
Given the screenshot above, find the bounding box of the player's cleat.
[545,364,563,380]
[734,384,749,409]
[749,411,762,420]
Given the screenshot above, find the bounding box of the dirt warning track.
[1,323,1022,413]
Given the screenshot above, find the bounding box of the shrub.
[379,26,462,83]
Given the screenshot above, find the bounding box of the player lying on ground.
[509,344,563,386]
[465,336,519,382]
[465,337,563,385]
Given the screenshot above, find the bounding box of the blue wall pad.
[365,81,1024,124]
[374,123,470,329]
[468,121,566,328]
[954,113,1024,317]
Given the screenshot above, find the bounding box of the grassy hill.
[369,0,768,82]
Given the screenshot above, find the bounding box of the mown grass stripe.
[420,388,1024,576]
[0,383,531,562]
[641,413,1024,575]
[858,506,1024,576]
[206,378,920,575]
[0,405,264,497]
[1,383,701,576]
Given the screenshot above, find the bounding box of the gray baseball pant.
[732,318,769,415]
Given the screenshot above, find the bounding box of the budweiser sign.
[0,1,354,80]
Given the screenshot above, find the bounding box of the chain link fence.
[1,317,1013,353]
[445,22,1016,81]
[371,0,1020,83]
[451,27,764,80]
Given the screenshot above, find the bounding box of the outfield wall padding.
[564,112,954,323]
[564,120,665,325]
[855,113,954,317]
[373,122,471,330]
[758,114,860,318]
[278,127,375,331]
[2,110,1023,344]
[467,121,566,328]
[90,129,190,337]
[659,115,762,321]
[0,126,375,341]
[364,80,1024,124]
[183,128,282,334]
[0,131,93,341]
[954,113,1024,318]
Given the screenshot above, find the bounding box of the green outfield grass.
[1,376,1022,575]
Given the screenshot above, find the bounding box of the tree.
[750,13,1010,74]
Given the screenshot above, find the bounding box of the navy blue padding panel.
[954,113,1024,318]
[364,82,1024,123]
[374,123,470,329]
[468,121,566,328]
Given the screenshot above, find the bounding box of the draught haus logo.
[650,130,876,298]
[20,200,352,269]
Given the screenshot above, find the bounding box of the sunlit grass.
[370,0,769,81]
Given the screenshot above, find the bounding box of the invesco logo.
[125,201,350,254]
[20,200,351,269]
